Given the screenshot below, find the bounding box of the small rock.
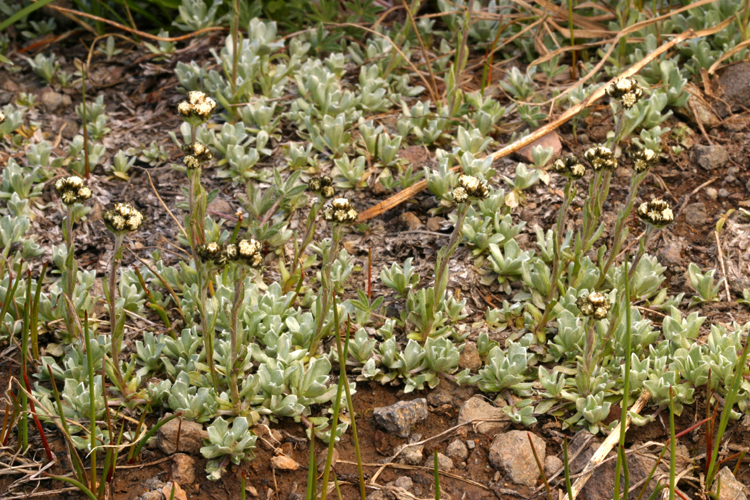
[723,113,750,132]
[426,390,452,407]
[425,452,454,471]
[544,455,563,478]
[426,217,443,232]
[157,418,207,455]
[718,188,730,198]
[711,467,747,500]
[255,424,282,451]
[459,341,482,372]
[466,440,476,450]
[658,242,683,267]
[489,431,546,487]
[677,91,720,128]
[1,79,18,92]
[171,454,197,485]
[683,202,708,227]
[458,396,510,436]
[366,491,388,500]
[706,187,718,200]
[139,492,163,500]
[245,484,259,497]
[61,119,78,140]
[695,145,729,170]
[271,455,301,470]
[41,90,70,112]
[515,131,562,164]
[373,399,428,438]
[162,482,187,500]
[446,439,468,463]
[399,212,422,231]
[390,476,413,491]
[0,90,12,105]
[207,197,233,215]
[715,61,750,117]
[399,444,424,465]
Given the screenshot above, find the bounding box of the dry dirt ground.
[0,33,750,500]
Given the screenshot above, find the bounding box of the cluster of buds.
[103,203,144,234]
[183,142,213,170]
[551,155,586,180]
[177,91,217,123]
[631,147,658,173]
[577,292,611,320]
[605,77,644,109]
[637,198,674,228]
[308,175,335,199]
[322,198,358,223]
[584,145,617,172]
[453,175,490,203]
[55,176,92,205]
[197,239,264,267]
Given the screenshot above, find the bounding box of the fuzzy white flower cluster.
[55,176,92,205]
[177,91,217,121]
[637,199,674,227]
[322,198,358,223]
[104,203,144,233]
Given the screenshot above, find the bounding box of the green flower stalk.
[534,158,584,340]
[628,198,674,281]
[55,176,93,338]
[596,147,659,288]
[103,203,144,397]
[309,197,358,356]
[421,175,489,343]
[226,239,263,408]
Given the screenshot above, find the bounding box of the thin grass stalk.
[668,387,676,500]
[241,473,246,500]
[306,425,316,500]
[320,293,347,500]
[231,0,240,98]
[528,432,552,500]
[128,413,182,463]
[21,371,53,461]
[309,224,343,356]
[733,451,746,476]
[706,326,750,487]
[30,263,48,361]
[621,443,630,499]
[47,364,87,484]
[0,269,19,337]
[83,312,97,493]
[563,437,573,500]
[337,316,365,500]
[568,0,577,79]
[334,474,344,500]
[3,392,18,447]
[107,233,128,396]
[705,371,714,477]
[99,356,114,494]
[434,450,441,500]
[19,270,30,451]
[81,64,90,179]
[0,400,9,447]
[614,252,633,500]
[48,475,97,500]
[401,0,438,101]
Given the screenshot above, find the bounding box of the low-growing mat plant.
[0,1,749,498]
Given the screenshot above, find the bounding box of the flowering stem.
[107,233,129,397]
[308,224,343,357]
[535,180,574,341]
[596,171,647,289]
[63,205,78,338]
[229,265,247,407]
[421,202,470,343]
[285,200,323,294]
[198,270,220,392]
[628,224,653,282]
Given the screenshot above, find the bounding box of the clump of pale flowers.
[552,155,586,180]
[308,175,335,199]
[637,198,674,227]
[584,145,618,172]
[577,292,611,320]
[453,175,490,203]
[183,141,213,170]
[605,76,644,109]
[103,203,144,234]
[55,176,92,205]
[631,147,658,173]
[177,91,217,122]
[0,110,5,124]
[322,198,358,223]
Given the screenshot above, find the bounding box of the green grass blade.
[0,0,57,32]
